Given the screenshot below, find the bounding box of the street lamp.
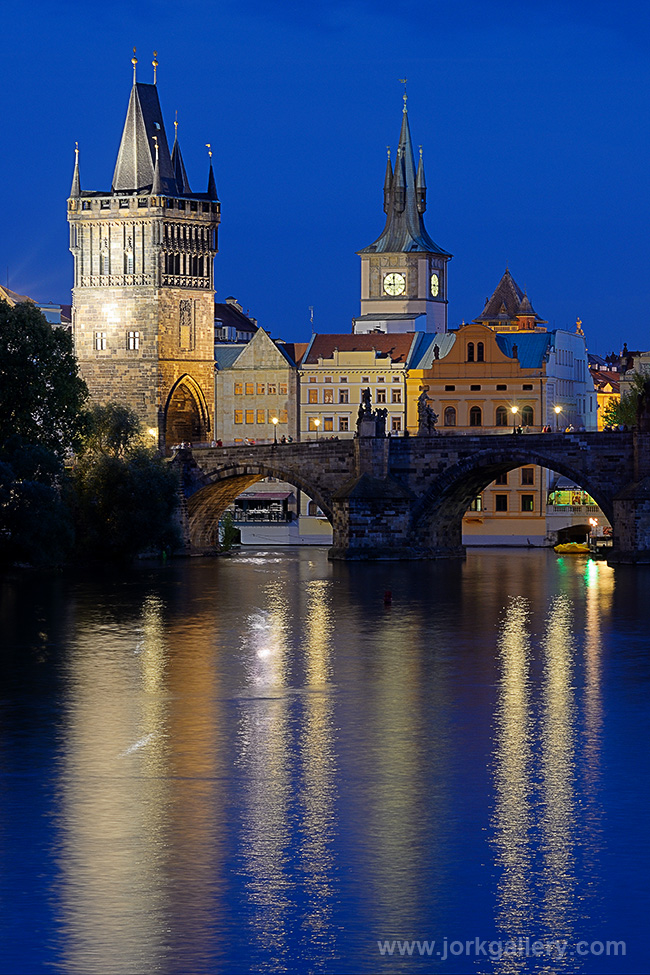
[314,417,321,441]
[554,405,562,432]
[511,405,519,434]
[272,416,278,445]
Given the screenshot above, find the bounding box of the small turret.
[70,142,81,198]
[393,147,406,213]
[416,146,426,214]
[151,136,162,194]
[206,143,219,201]
[383,149,393,214]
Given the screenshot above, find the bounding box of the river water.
[0,548,648,974]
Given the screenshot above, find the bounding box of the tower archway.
[165,375,210,447]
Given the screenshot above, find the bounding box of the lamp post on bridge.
[511,405,519,434]
[554,405,562,432]
[272,416,278,445]
[314,418,321,441]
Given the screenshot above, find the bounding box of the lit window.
[94,331,107,351]
[521,495,535,512]
[308,389,318,403]
[469,496,483,511]
[234,410,243,424]
[267,383,276,395]
[308,418,320,431]
[279,384,288,395]
[234,383,243,395]
[257,410,265,423]
[279,410,288,423]
[257,383,265,395]
[127,330,140,350]
[392,389,402,403]
[323,389,334,404]
[245,383,254,395]
[324,376,332,383]
[324,417,333,431]
[245,410,254,424]
[309,376,317,383]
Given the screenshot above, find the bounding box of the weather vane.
[205,143,213,159]
[174,109,178,137]
[399,77,408,110]
[152,50,158,85]
[132,47,137,84]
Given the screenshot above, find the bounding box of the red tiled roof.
[302,332,415,365]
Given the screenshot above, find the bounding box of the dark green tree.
[601,372,647,428]
[71,404,180,562]
[0,300,87,459]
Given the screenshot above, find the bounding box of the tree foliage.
[0,300,87,459]
[601,372,647,428]
[71,404,180,562]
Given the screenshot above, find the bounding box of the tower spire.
[151,136,162,194]
[416,145,426,214]
[70,141,81,198]
[383,147,393,214]
[206,143,218,201]
[171,111,191,194]
[132,47,137,85]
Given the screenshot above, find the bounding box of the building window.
[522,406,534,426]
[279,384,288,395]
[521,495,535,512]
[496,472,508,485]
[469,496,483,511]
[323,388,334,404]
[234,410,243,424]
[392,389,402,403]
[324,376,332,383]
[392,416,402,432]
[377,376,385,384]
[308,418,320,431]
[245,383,254,395]
[495,495,508,512]
[339,416,349,432]
[257,383,265,395]
[125,251,134,274]
[445,385,456,392]
[257,410,265,423]
[278,410,288,422]
[94,331,107,351]
[467,342,475,362]
[267,383,277,395]
[469,406,482,426]
[470,385,481,391]
[179,299,193,350]
[523,384,533,390]
[245,410,254,424]
[477,342,484,362]
[324,417,334,432]
[393,376,401,382]
[376,388,387,403]
[127,330,140,350]
[101,254,109,275]
[308,389,318,404]
[82,200,91,210]
[521,467,534,485]
[308,500,323,516]
[495,406,508,426]
[339,389,349,403]
[496,384,507,391]
[309,376,317,383]
[444,406,456,426]
[234,383,243,395]
[361,376,369,383]
[340,376,348,382]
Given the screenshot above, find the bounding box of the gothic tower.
[67,53,220,448]
[353,92,451,335]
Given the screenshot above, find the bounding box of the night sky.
[3,0,650,354]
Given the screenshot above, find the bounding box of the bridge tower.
[353,89,452,335]
[67,53,220,448]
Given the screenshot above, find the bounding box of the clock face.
[384,272,406,296]
[430,272,440,297]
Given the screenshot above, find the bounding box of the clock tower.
[353,93,451,334]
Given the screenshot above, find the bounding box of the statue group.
[417,388,438,436]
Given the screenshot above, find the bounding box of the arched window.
[467,342,475,362]
[522,406,534,427]
[444,406,456,427]
[495,406,508,427]
[477,342,484,362]
[469,406,482,427]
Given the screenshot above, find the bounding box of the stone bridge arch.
[410,443,617,554]
[184,459,334,551]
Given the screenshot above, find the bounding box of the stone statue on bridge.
[356,388,388,437]
[417,388,438,436]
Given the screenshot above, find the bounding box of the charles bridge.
[173,428,650,561]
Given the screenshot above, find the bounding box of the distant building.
[67,56,220,448]
[214,297,258,344]
[353,94,451,335]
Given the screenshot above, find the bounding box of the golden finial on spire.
[386,146,391,158]
[419,145,423,159]
[152,50,158,84]
[174,110,178,137]
[132,47,138,84]
[205,143,213,159]
[399,77,408,111]
[75,141,79,159]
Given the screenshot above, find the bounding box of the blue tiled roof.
[214,345,247,369]
[408,332,457,368]
[495,332,552,368]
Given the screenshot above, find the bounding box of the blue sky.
[3,0,650,354]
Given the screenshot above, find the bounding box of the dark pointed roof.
[359,102,451,257]
[171,132,191,194]
[70,145,81,198]
[207,161,218,201]
[474,269,546,326]
[112,82,177,194]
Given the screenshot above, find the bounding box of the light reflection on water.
[0,550,648,974]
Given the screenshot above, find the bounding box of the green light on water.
[585,558,599,588]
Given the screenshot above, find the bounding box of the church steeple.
[70,142,81,198]
[206,144,218,201]
[416,146,426,214]
[171,114,191,194]
[112,62,176,194]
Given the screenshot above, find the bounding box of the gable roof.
[474,269,545,325]
[214,301,258,334]
[408,331,458,368]
[495,331,552,368]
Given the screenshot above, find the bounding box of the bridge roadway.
[174,430,650,561]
